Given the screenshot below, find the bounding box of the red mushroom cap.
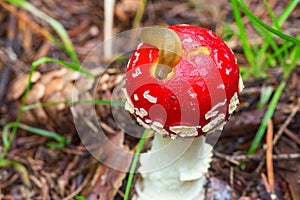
[125,25,242,138]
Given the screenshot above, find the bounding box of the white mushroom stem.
[104,0,115,58]
[133,134,213,200]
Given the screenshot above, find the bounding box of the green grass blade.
[231,0,256,76]
[45,141,67,149]
[263,0,280,30]
[256,43,274,75]
[2,122,17,147]
[22,99,124,111]
[257,36,284,72]
[239,66,251,80]
[75,196,87,200]
[22,1,79,65]
[132,0,147,29]
[257,85,273,109]
[278,0,300,26]
[284,44,300,78]
[247,81,286,155]
[0,159,31,186]
[1,122,67,160]
[263,0,291,61]
[22,101,73,110]
[237,0,300,45]
[269,41,294,60]
[221,23,235,41]
[1,122,18,162]
[124,129,150,200]
[32,57,95,78]
[18,123,66,145]
[5,0,23,6]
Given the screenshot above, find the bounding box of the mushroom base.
[133,134,213,200]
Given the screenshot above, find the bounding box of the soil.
[0,0,299,199]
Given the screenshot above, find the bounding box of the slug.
[140,27,183,80]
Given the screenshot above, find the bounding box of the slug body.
[140,27,183,79]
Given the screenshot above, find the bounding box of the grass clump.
[231,0,300,155]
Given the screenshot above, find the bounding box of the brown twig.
[41,177,50,200]
[214,151,300,162]
[261,172,271,193]
[273,98,300,146]
[266,119,276,197]
[213,151,240,165]
[283,128,300,146]
[0,173,19,189]
[62,167,93,200]
[230,167,237,199]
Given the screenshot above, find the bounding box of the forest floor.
[0,0,299,199]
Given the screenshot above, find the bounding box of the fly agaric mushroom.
[124,25,243,200]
